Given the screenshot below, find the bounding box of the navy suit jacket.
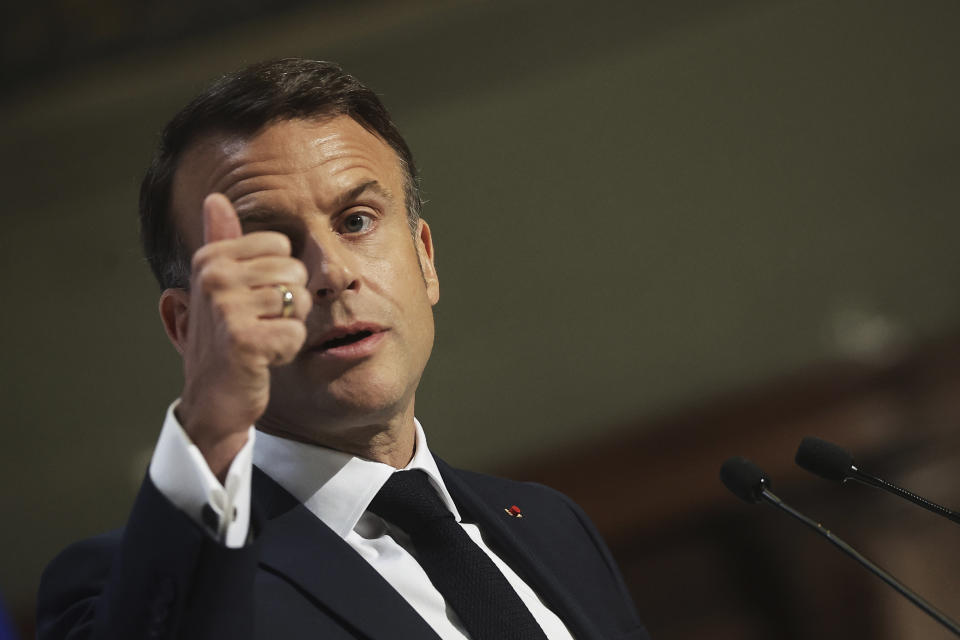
[38,457,649,639]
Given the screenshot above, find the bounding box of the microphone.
[795,437,960,525]
[720,456,960,636]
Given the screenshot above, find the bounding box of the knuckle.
[191,246,212,271]
[291,260,308,285]
[251,231,290,256]
[197,260,232,292]
[294,288,311,318]
[273,233,292,256]
[274,324,307,363]
[289,321,307,344]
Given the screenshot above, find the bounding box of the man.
[37,59,649,640]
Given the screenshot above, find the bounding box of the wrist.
[175,401,251,482]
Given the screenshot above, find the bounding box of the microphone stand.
[845,465,960,525]
[760,487,960,637]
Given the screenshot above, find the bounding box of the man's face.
[170,116,439,443]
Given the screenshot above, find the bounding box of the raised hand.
[173,193,311,478]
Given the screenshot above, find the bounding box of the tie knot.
[368,470,453,533]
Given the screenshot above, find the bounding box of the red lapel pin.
[504,505,524,518]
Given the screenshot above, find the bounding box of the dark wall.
[2,0,959,632]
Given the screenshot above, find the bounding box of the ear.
[415,219,439,305]
[159,288,191,355]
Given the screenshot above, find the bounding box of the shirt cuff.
[148,399,255,548]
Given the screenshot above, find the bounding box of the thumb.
[202,193,242,245]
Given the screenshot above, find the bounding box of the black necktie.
[368,470,549,640]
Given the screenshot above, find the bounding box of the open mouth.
[320,330,374,351]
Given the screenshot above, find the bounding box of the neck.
[255,410,417,469]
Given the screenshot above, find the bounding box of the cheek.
[361,246,429,307]
[362,256,397,294]
[371,257,435,359]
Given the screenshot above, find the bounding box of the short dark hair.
[139,58,421,290]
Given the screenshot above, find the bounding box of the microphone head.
[720,457,771,504]
[795,436,854,482]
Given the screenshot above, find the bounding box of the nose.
[301,231,360,302]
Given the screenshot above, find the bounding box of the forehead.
[170,116,404,248]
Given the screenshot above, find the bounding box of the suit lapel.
[435,459,607,640]
[252,467,441,640]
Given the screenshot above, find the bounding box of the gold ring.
[275,284,294,318]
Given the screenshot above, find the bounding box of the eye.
[340,212,374,234]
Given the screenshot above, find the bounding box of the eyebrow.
[236,180,394,224]
[332,179,394,210]
[236,206,296,225]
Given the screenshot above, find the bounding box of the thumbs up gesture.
[172,194,310,478]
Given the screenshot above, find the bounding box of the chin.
[270,370,414,428]
[331,376,413,419]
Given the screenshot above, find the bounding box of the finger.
[241,256,308,288]
[227,319,307,366]
[203,193,243,245]
[192,231,291,271]
[256,284,311,321]
[216,285,311,320]
[246,320,308,365]
[268,320,309,365]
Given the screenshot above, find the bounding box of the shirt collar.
[252,419,461,539]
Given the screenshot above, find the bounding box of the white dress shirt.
[149,401,574,640]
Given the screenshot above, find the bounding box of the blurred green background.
[2,0,959,636]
